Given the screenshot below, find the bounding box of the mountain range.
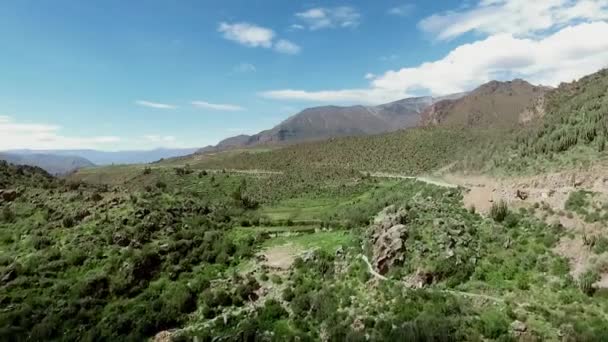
[0,148,199,175]
[199,78,547,153]
[2,78,549,174]
[0,152,95,175]
[200,93,466,152]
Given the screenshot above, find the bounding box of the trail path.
[368,172,459,188]
[359,254,387,280]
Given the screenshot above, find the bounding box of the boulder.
[516,190,529,200]
[405,269,434,289]
[0,189,19,202]
[370,206,409,275]
[510,320,527,335]
[153,331,173,342]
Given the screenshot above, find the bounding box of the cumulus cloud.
[218,22,301,54]
[135,100,176,109]
[0,116,120,150]
[191,101,245,111]
[261,22,608,104]
[295,6,361,30]
[419,0,608,40]
[274,39,301,55]
[388,4,415,16]
[218,22,275,47]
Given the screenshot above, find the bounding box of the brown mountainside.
[421,79,551,129]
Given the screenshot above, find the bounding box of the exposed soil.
[441,166,608,288]
[259,243,301,270]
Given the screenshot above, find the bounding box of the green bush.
[478,309,509,339]
[579,270,600,296]
[490,200,509,223]
[1,206,15,223]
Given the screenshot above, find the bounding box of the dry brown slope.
[421,79,550,129]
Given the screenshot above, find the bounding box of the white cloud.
[233,62,257,73]
[218,22,301,54]
[218,22,275,47]
[135,100,176,109]
[388,4,415,16]
[290,24,305,30]
[191,101,245,111]
[419,0,608,40]
[0,116,120,150]
[364,73,376,80]
[261,22,608,104]
[260,88,406,104]
[295,6,361,30]
[274,39,301,55]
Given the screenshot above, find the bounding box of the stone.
[0,189,19,202]
[510,320,527,333]
[516,190,529,200]
[370,206,409,275]
[153,331,173,342]
[405,269,434,289]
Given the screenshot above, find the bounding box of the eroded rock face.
[370,206,409,275]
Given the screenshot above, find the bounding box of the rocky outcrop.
[369,206,409,275]
[0,189,19,202]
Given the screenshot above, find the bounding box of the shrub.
[62,216,75,228]
[270,274,282,284]
[1,206,15,223]
[579,270,600,296]
[478,309,509,339]
[593,236,608,254]
[490,200,509,223]
[282,287,295,302]
[504,213,519,228]
[256,300,288,330]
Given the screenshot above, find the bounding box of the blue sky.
[1,0,607,150]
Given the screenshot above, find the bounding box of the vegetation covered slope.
[191,128,494,174]
[0,160,54,188]
[458,69,608,174]
[0,161,406,341]
[5,156,608,341]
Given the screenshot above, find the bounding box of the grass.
[260,197,338,221]
[262,231,355,254]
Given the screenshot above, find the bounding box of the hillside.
[36,150,608,341]
[458,69,608,174]
[7,68,608,341]
[191,70,608,177]
[193,128,494,174]
[200,95,465,152]
[0,160,54,188]
[0,152,95,175]
[421,79,550,128]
